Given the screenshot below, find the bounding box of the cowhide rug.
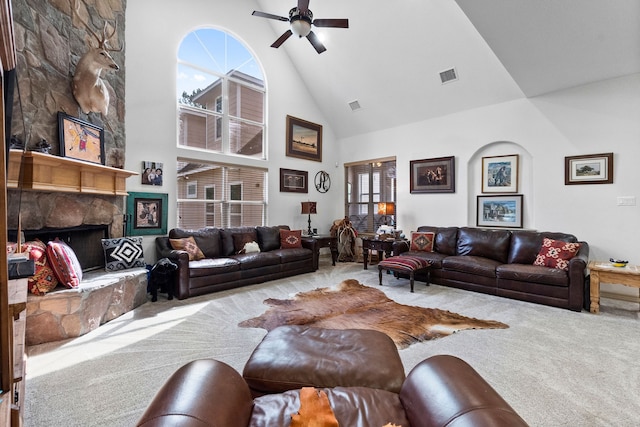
[239,279,508,349]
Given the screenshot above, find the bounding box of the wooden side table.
[362,237,396,270]
[312,235,338,266]
[588,260,640,313]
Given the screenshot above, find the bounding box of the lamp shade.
[377,202,395,216]
[301,201,317,215]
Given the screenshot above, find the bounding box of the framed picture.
[410,156,455,193]
[280,168,308,193]
[126,192,168,236]
[141,161,163,186]
[57,112,105,165]
[482,154,518,193]
[477,195,523,228]
[286,115,322,162]
[565,152,613,185]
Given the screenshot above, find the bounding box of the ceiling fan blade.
[306,31,326,54]
[298,0,310,14]
[313,18,349,28]
[271,30,293,48]
[252,11,289,22]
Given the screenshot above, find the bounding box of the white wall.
[339,73,640,298]
[125,0,343,261]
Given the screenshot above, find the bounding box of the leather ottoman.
[378,255,431,292]
[242,325,405,397]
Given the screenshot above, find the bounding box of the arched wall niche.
[467,141,533,229]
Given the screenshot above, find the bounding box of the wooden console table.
[589,260,640,314]
[362,237,397,270]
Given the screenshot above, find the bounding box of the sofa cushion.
[272,247,313,263]
[418,226,458,255]
[46,238,82,288]
[508,231,579,264]
[102,237,146,271]
[187,258,241,278]
[534,238,581,271]
[232,251,281,269]
[232,231,258,254]
[496,264,569,287]
[170,236,205,261]
[251,387,410,427]
[169,227,222,259]
[257,226,282,252]
[409,232,434,252]
[280,229,302,248]
[442,255,501,278]
[22,240,58,295]
[456,227,511,264]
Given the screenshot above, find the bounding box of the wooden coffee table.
[588,260,640,313]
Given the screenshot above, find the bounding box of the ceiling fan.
[252,0,349,54]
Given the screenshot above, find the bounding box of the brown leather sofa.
[137,355,529,427]
[156,226,317,300]
[394,226,589,311]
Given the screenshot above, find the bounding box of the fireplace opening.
[9,225,109,272]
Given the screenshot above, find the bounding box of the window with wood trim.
[177,28,265,158]
[177,160,266,229]
[345,158,396,233]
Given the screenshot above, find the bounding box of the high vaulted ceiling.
[253,0,640,140]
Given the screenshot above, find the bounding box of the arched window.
[177,28,265,158]
[176,29,267,228]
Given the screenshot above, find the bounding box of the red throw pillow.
[410,232,435,252]
[533,238,581,271]
[46,238,83,288]
[22,239,59,295]
[280,229,302,249]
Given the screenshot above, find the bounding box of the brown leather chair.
[137,355,529,427]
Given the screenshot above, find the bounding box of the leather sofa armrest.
[393,240,409,255]
[400,355,528,427]
[302,237,319,270]
[137,359,253,427]
[568,241,589,311]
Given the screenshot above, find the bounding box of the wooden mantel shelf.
[7,150,138,196]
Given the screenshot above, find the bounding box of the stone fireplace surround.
[8,190,148,345]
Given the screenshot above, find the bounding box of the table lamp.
[377,202,395,227]
[301,201,317,236]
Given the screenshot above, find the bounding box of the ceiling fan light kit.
[253,0,349,54]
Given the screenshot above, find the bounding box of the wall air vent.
[348,100,361,111]
[439,67,458,84]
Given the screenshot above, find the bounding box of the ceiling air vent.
[348,100,362,111]
[439,67,458,84]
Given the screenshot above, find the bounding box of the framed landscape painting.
[477,195,523,228]
[286,115,323,162]
[564,152,613,185]
[409,156,455,193]
[482,154,518,193]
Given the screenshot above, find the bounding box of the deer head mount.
[72,2,122,116]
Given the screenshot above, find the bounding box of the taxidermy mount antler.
[72,1,122,115]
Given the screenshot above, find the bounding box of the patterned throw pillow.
[169,236,205,261]
[46,238,83,289]
[102,237,146,272]
[410,232,435,252]
[22,240,59,295]
[280,229,302,249]
[533,238,581,271]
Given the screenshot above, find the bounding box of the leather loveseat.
[137,355,529,426]
[394,226,589,311]
[156,226,317,300]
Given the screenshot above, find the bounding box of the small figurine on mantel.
[32,139,52,154]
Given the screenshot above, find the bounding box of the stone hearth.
[25,268,147,346]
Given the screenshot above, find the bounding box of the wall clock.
[314,170,331,193]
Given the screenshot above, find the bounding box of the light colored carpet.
[25,258,640,426]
